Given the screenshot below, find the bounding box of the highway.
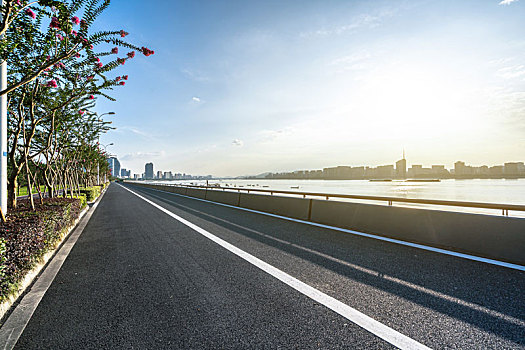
[8,183,525,349]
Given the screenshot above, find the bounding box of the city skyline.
[94,0,525,177]
[114,156,525,180]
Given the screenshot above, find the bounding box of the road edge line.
[119,183,432,350]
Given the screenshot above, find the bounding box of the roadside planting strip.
[0,191,106,350]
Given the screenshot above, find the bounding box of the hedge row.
[0,198,83,301]
[78,185,102,202]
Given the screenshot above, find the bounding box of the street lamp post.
[102,143,113,184]
[1,0,8,217]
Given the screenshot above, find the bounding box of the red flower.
[79,110,85,115]
[117,58,125,65]
[46,80,58,88]
[115,76,121,81]
[89,95,94,99]
[49,17,60,29]
[120,30,129,37]
[71,30,77,36]
[111,47,119,54]
[127,51,135,59]
[71,16,80,25]
[75,53,81,57]
[94,57,100,62]
[123,75,128,80]
[25,8,36,19]
[96,62,103,68]
[89,44,94,49]
[119,81,125,85]
[87,75,94,80]
[141,47,155,56]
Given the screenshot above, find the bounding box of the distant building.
[431,165,449,177]
[164,171,173,180]
[145,163,154,179]
[504,162,525,176]
[375,165,395,179]
[107,157,120,177]
[120,168,131,178]
[133,174,140,180]
[395,159,407,179]
[156,170,163,179]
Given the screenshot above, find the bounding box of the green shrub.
[78,186,100,202]
[0,198,82,301]
[72,194,87,208]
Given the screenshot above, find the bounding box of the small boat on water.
[406,179,441,182]
[290,186,300,189]
[262,185,269,188]
[369,179,392,182]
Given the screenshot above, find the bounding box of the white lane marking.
[0,191,107,350]
[119,183,432,350]
[140,190,525,328]
[134,185,525,272]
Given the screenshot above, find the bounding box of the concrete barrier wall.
[310,200,525,265]
[127,182,525,265]
[239,193,310,220]
[186,188,207,199]
[206,190,241,206]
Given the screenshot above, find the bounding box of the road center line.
[119,183,432,350]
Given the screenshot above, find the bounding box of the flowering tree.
[2,0,155,210]
[0,0,154,96]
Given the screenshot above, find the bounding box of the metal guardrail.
[140,182,525,217]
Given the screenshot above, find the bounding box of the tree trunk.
[8,176,18,209]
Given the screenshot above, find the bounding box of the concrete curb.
[0,186,108,324]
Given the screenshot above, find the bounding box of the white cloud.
[118,126,153,138]
[300,10,395,38]
[192,96,201,102]
[121,151,166,161]
[329,51,373,72]
[181,69,210,82]
[232,139,244,147]
[499,0,518,5]
[258,127,294,142]
[496,65,525,79]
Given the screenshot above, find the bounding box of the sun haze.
[95,0,525,177]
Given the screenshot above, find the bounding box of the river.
[145,178,525,217]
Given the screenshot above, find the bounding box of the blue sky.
[94,0,525,177]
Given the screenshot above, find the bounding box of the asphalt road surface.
[11,183,525,349]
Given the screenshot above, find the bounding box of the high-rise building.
[395,150,407,179]
[156,171,163,179]
[107,157,120,177]
[145,163,154,179]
